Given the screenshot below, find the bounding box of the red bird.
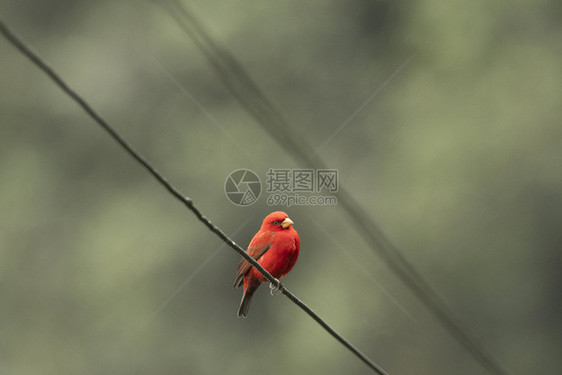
[234,211,300,318]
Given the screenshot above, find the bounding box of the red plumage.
[234,211,300,317]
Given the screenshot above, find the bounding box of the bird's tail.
[237,286,257,318]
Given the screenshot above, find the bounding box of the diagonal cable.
[0,17,389,375]
[146,53,251,157]
[151,213,255,318]
[311,218,414,321]
[312,54,415,159]
[159,2,511,375]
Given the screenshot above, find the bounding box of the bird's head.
[261,211,295,232]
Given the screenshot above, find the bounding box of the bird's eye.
[273,221,279,225]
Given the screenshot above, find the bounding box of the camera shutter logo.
[225,169,262,206]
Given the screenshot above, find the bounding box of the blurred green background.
[1,0,561,374]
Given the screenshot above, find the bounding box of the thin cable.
[312,54,415,159]
[159,3,511,375]
[0,17,389,375]
[151,213,256,318]
[146,53,251,157]
[311,218,415,321]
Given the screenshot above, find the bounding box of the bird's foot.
[269,279,284,296]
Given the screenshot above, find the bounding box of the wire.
[0,16,389,375]
[159,2,511,375]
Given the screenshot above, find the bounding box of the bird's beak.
[281,217,294,229]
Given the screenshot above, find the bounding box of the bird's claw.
[269,279,284,296]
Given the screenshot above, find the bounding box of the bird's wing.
[233,232,275,288]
